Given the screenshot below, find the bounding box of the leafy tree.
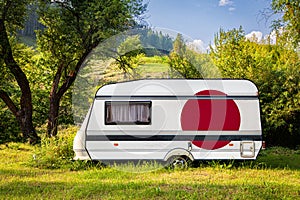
[0,0,39,143]
[271,0,300,47]
[169,33,214,79]
[169,33,202,78]
[112,35,145,78]
[211,27,300,147]
[37,0,146,136]
[0,37,50,144]
[139,28,173,55]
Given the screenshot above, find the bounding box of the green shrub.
[29,126,76,169]
[29,126,101,170]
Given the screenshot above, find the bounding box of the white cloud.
[269,31,277,44]
[219,0,235,12]
[245,31,263,43]
[187,39,207,53]
[219,0,233,6]
[228,7,236,11]
[264,29,281,45]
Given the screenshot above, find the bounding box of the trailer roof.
[96,79,258,97]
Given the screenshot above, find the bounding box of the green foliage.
[271,0,300,47]
[0,0,32,31]
[1,0,40,143]
[169,52,202,78]
[169,34,202,78]
[36,0,147,136]
[15,42,51,127]
[112,35,145,78]
[0,105,22,143]
[30,125,103,170]
[139,28,173,54]
[2,0,300,149]
[0,37,49,143]
[256,147,300,169]
[30,126,77,169]
[168,33,220,78]
[37,0,146,67]
[0,38,22,142]
[210,27,300,147]
[118,35,143,55]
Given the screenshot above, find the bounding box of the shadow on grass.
[254,147,300,170]
[192,147,300,170]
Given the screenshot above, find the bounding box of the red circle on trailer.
[180,90,241,150]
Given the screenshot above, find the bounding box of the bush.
[27,125,108,170]
[29,126,76,169]
[29,125,101,170]
[0,104,23,144]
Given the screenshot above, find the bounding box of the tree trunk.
[46,52,90,137]
[17,110,39,144]
[47,94,60,137]
[0,19,39,144]
[0,90,39,144]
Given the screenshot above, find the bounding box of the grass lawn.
[137,62,170,78]
[102,56,170,82]
[1,143,300,199]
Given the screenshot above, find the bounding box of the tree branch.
[56,51,90,99]
[0,89,19,116]
[50,62,64,98]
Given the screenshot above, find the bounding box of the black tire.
[167,155,190,169]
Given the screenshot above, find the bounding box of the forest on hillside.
[0,0,300,148]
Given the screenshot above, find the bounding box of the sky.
[143,0,276,50]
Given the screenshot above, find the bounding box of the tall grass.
[29,126,76,169]
[29,126,102,170]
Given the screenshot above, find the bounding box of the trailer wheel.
[167,156,190,169]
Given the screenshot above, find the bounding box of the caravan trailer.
[73,79,262,165]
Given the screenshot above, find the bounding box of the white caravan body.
[73,79,262,161]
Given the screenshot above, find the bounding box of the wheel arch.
[163,148,194,162]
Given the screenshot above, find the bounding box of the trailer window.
[105,101,151,125]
